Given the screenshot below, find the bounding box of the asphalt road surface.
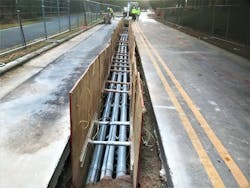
[0,20,118,188]
[134,13,250,188]
[0,13,99,51]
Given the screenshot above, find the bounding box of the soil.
[55,48,167,188]
[136,48,167,188]
[138,86,166,188]
[55,93,166,188]
[0,42,48,64]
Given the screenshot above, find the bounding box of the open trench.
[87,27,131,183]
[55,22,166,188]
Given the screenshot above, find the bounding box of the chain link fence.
[155,0,250,47]
[0,0,121,52]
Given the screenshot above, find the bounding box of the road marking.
[135,23,250,188]
[154,105,176,110]
[134,24,225,188]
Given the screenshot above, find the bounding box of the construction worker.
[136,7,141,21]
[131,6,137,21]
[107,7,114,19]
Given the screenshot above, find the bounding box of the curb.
[0,21,103,76]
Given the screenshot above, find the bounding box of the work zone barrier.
[69,20,144,188]
[0,0,122,52]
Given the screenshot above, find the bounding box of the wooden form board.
[69,20,144,188]
[129,22,145,188]
[70,57,101,188]
[70,21,123,188]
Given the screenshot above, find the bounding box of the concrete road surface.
[134,13,250,188]
[0,20,118,188]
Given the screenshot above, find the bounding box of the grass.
[53,29,81,40]
[0,42,48,64]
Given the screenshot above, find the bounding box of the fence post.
[16,9,26,47]
[41,0,48,39]
[56,0,61,32]
[225,6,231,39]
[90,9,93,24]
[196,6,201,31]
[77,13,80,28]
[98,4,101,20]
[15,0,26,47]
[82,1,88,27]
[177,7,181,25]
[211,5,215,35]
[94,5,96,22]
[68,0,71,31]
[247,8,250,46]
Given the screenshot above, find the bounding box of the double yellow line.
[134,23,249,188]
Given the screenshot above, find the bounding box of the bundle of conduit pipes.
[87,28,130,183]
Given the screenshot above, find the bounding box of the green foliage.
[0,0,41,22]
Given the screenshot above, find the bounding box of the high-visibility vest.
[138,9,141,15]
[131,8,137,14]
[136,9,141,15]
[109,8,114,13]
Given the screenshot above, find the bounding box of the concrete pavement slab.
[0,20,118,188]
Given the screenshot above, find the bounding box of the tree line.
[1,0,249,24]
[0,0,87,24]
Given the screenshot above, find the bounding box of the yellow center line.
[135,23,250,188]
[133,23,225,188]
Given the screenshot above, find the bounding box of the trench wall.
[69,20,144,188]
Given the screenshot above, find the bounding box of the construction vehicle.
[103,13,112,24]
